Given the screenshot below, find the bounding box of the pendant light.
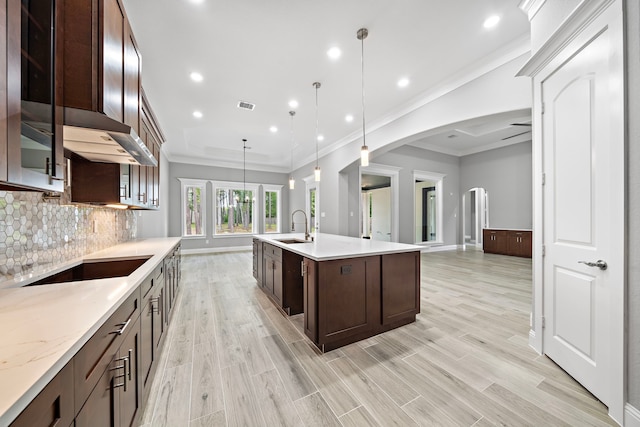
[313,81,321,182]
[242,138,251,204]
[357,28,369,167]
[289,110,296,190]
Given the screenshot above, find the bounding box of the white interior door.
[370,187,391,242]
[541,25,618,406]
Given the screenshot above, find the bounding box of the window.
[179,179,206,237]
[213,181,258,236]
[263,185,282,233]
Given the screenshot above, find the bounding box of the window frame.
[179,178,207,239]
[211,180,260,237]
[263,184,283,234]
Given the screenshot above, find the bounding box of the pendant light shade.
[357,28,369,167]
[313,81,321,182]
[289,110,296,190]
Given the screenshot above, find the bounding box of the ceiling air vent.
[237,101,256,111]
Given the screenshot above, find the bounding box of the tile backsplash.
[0,191,137,280]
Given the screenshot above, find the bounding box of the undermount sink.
[26,256,152,286]
[275,238,310,244]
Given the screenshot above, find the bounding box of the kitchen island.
[253,233,422,352]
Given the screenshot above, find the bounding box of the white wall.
[460,141,533,230]
[288,54,531,239]
[625,0,640,412]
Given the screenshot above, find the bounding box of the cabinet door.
[382,252,419,325]
[303,258,317,342]
[102,0,125,122]
[0,0,7,182]
[316,256,380,346]
[75,360,116,427]
[123,20,140,136]
[272,259,283,305]
[118,316,141,427]
[5,0,64,191]
[140,300,153,394]
[9,362,74,427]
[264,256,274,295]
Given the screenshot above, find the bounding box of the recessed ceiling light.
[397,77,410,88]
[270,126,278,133]
[327,47,342,60]
[190,72,203,82]
[189,0,205,4]
[288,99,299,109]
[317,135,324,142]
[193,111,203,118]
[345,114,354,122]
[483,15,500,29]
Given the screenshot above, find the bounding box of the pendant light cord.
[361,31,366,149]
[314,83,320,167]
[290,112,294,171]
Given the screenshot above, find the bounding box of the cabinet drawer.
[74,288,140,414]
[265,243,282,260]
[10,361,74,427]
[141,263,163,300]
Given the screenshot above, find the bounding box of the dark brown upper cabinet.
[62,0,141,135]
[1,0,65,192]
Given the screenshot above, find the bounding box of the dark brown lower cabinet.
[303,251,420,352]
[382,252,420,326]
[8,243,181,427]
[483,229,532,258]
[141,281,164,403]
[9,361,74,427]
[261,243,303,315]
[75,316,141,427]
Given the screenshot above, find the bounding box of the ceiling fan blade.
[502,130,532,140]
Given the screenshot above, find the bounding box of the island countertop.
[0,237,181,427]
[253,233,422,261]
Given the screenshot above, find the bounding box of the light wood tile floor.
[140,249,616,427]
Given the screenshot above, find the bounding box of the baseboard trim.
[420,244,461,253]
[182,245,251,255]
[626,403,640,427]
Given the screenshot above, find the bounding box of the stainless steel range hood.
[63,107,158,167]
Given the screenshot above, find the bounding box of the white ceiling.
[123,0,531,172]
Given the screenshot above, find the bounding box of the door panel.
[553,78,593,245]
[542,26,612,405]
[553,267,595,358]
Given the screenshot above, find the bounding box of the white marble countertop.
[253,233,422,261]
[0,237,181,426]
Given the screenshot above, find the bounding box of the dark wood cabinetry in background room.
[507,230,532,257]
[483,229,532,258]
[261,243,303,315]
[2,0,65,192]
[9,362,74,427]
[483,229,507,255]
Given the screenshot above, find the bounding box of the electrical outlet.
[206,240,209,244]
